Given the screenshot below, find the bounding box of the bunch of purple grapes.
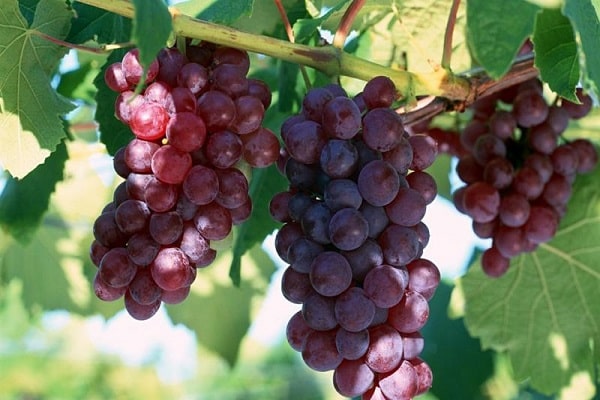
[90,43,280,320]
[452,79,597,277]
[271,76,441,399]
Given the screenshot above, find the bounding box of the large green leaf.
[532,9,580,102]
[0,140,122,317]
[461,166,600,395]
[168,245,276,366]
[0,0,74,178]
[466,0,539,78]
[564,0,600,95]
[0,139,67,242]
[0,222,90,312]
[66,2,132,44]
[131,0,172,69]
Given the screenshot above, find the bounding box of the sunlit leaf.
[0,140,67,242]
[466,0,539,78]
[564,0,600,96]
[461,166,600,395]
[0,0,74,178]
[533,9,579,102]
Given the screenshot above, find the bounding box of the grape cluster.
[90,43,280,320]
[271,77,440,399]
[451,80,597,277]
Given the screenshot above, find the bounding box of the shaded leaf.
[67,2,132,44]
[466,0,539,78]
[533,9,580,102]
[0,140,67,242]
[131,0,172,69]
[94,50,135,155]
[564,0,600,96]
[292,0,350,43]
[0,0,74,178]
[230,165,287,286]
[461,166,600,395]
[233,0,307,36]
[175,0,253,25]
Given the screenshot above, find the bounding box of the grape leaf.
[460,167,600,395]
[466,0,539,78]
[174,0,253,25]
[292,0,350,43]
[0,218,90,313]
[131,0,172,69]
[0,0,74,178]
[564,0,600,95]
[532,9,580,102]
[0,139,125,318]
[168,245,275,366]
[0,139,67,243]
[233,0,307,36]
[66,2,132,44]
[229,165,287,286]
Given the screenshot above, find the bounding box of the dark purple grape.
[335,328,370,360]
[335,287,376,332]
[286,310,314,351]
[329,208,369,251]
[362,108,405,152]
[322,96,362,139]
[358,160,400,207]
[363,76,397,109]
[309,251,352,296]
[320,139,359,178]
[99,247,137,288]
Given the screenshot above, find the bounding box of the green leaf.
[230,165,287,286]
[0,139,67,242]
[564,0,600,95]
[66,2,132,44]
[94,50,135,155]
[234,0,307,36]
[0,219,90,312]
[426,153,451,200]
[131,0,172,69]
[292,0,349,43]
[174,0,253,25]
[532,9,580,102]
[56,54,106,104]
[422,282,494,399]
[466,0,539,78]
[0,0,74,178]
[168,245,276,366]
[461,166,600,395]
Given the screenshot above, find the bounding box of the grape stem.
[273,0,312,90]
[76,0,469,100]
[34,31,133,53]
[441,0,461,69]
[332,0,366,49]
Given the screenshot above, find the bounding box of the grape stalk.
[90,42,279,320]
[272,76,440,399]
